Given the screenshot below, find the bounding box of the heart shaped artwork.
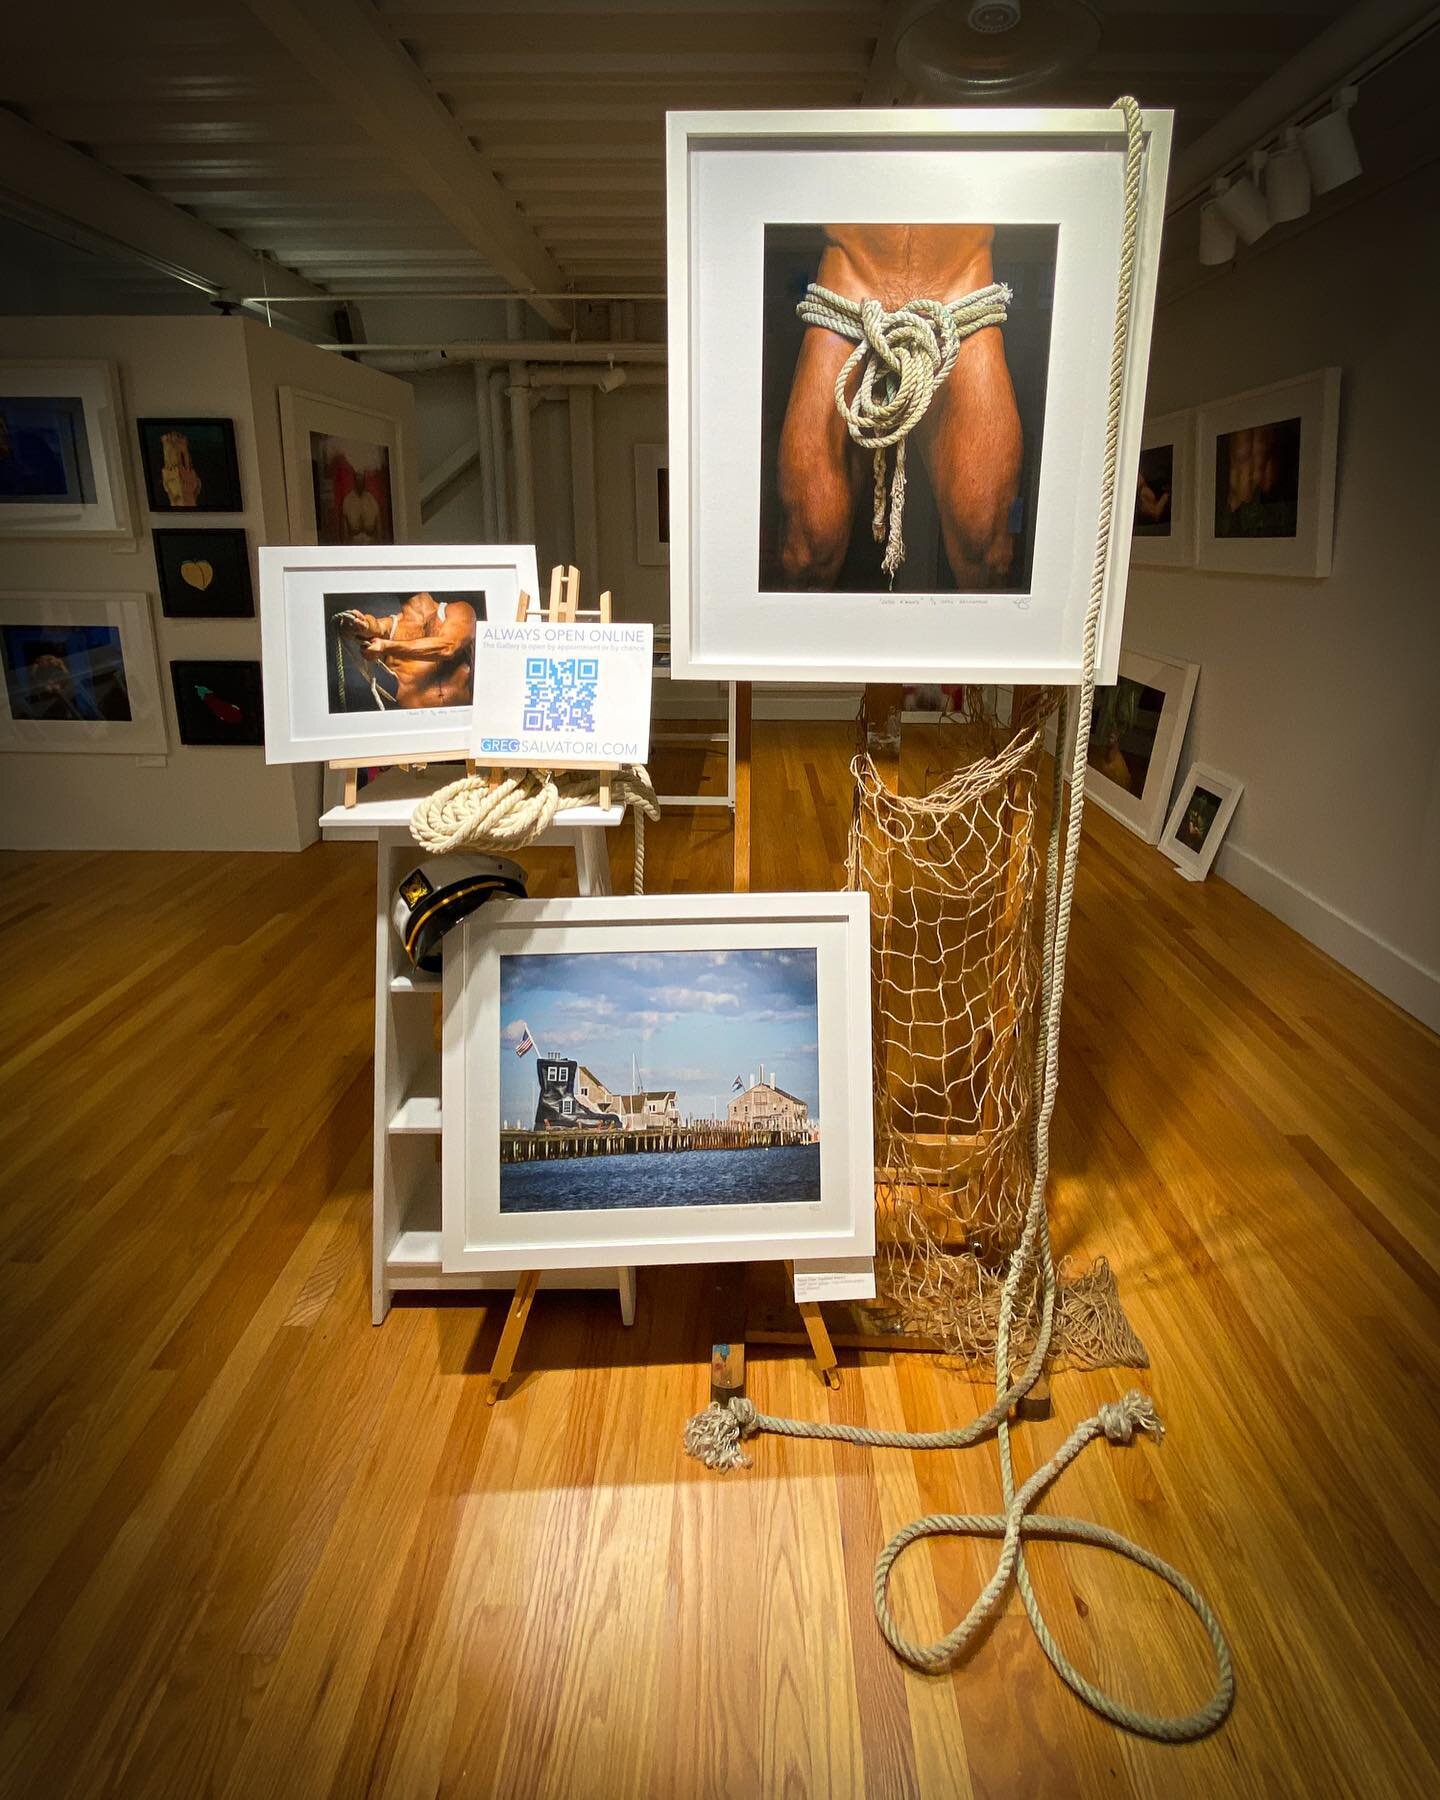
[180,560,214,591]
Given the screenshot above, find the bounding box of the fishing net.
[847,687,1147,1370]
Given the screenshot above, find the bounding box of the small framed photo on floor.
[136,417,243,514]
[153,528,254,618]
[0,591,166,754]
[1131,410,1197,568]
[442,893,875,1273]
[1197,368,1340,577]
[666,105,1173,687]
[170,659,264,746]
[1159,762,1243,881]
[0,359,134,540]
[1075,647,1199,844]
[258,543,539,763]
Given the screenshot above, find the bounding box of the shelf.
[388,1227,442,1270]
[388,1094,442,1134]
[389,971,440,995]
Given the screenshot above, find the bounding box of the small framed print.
[1131,409,1196,568]
[1077,647,1199,844]
[1158,761,1243,881]
[136,417,243,514]
[0,591,166,754]
[633,444,669,565]
[258,543,539,763]
[442,891,875,1274]
[170,659,264,746]
[1197,368,1340,577]
[153,528,254,619]
[0,360,134,539]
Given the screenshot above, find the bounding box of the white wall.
[1,315,417,851]
[1125,161,1440,1028]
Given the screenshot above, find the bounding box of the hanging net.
[847,686,1147,1370]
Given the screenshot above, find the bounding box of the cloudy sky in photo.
[499,948,820,1125]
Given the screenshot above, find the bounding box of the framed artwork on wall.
[0,360,134,539]
[1077,647,1199,844]
[258,543,539,763]
[279,388,410,546]
[666,106,1173,686]
[170,659,264,746]
[633,443,669,565]
[1130,409,1196,569]
[0,592,166,754]
[153,528,254,619]
[135,417,243,514]
[1196,368,1340,577]
[442,892,875,1273]
[1159,761,1243,880]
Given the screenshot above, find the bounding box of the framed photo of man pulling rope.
[666,106,1172,686]
[258,543,539,764]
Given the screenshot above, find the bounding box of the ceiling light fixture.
[892,0,1101,99]
[1264,127,1312,223]
[1198,188,1238,266]
[1302,86,1363,194]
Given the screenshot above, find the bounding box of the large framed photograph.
[0,592,166,754]
[666,106,1173,686]
[279,388,410,546]
[442,893,875,1272]
[1131,409,1197,569]
[0,360,134,539]
[258,543,539,763]
[1159,761,1243,882]
[1197,368,1340,577]
[1078,647,1199,844]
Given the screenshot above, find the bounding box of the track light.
[1199,187,1237,265]
[1265,127,1312,223]
[1302,85,1362,194]
[596,364,627,394]
[1214,154,1272,245]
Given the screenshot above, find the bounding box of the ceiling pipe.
[316,340,667,362]
[488,368,511,539]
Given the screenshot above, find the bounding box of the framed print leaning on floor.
[258,543,539,764]
[666,105,1172,687]
[1075,647,1199,844]
[0,592,166,754]
[442,893,875,1274]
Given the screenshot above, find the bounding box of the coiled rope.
[797,279,1010,576]
[410,765,660,895]
[686,98,1234,1743]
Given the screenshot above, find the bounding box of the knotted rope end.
[1097,1388,1164,1446]
[683,1397,758,1472]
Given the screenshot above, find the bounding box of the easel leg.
[786,1261,840,1389]
[733,680,752,892]
[487,1269,541,1405]
[618,1266,637,1328]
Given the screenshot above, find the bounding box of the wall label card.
[471,619,653,766]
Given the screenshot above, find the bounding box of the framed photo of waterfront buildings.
[441,892,874,1272]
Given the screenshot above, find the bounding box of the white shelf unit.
[322,768,635,1323]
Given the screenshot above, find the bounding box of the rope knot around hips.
[796,279,1011,576]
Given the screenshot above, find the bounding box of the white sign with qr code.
[470,619,653,767]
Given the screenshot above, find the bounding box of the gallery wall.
[1,315,418,851]
[1126,159,1440,1028]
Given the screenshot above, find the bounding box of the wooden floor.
[1,721,1437,1800]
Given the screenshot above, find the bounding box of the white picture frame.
[1131,408,1197,569]
[441,892,875,1273]
[278,387,413,546]
[0,359,134,540]
[258,543,539,764]
[1196,368,1340,578]
[0,591,166,754]
[633,443,669,565]
[1076,647,1199,844]
[471,617,654,767]
[1159,761,1244,881]
[666,105,1173,687]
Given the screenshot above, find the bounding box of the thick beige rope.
[410,765,660,894]
[686,99,1234,1744]
[797,279,1010,575]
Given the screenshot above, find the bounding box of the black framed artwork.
[170,659,264,746]
[153,528,254,618]
[136,417,243,514]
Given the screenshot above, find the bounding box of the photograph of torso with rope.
[325,589,483,715]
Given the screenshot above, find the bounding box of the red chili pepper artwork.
[194,684,244,725]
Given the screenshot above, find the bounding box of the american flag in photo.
[515,1024,535,1057]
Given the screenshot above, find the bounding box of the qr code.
[523,656,599,733]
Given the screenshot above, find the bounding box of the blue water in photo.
[499,1142,820,1213]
